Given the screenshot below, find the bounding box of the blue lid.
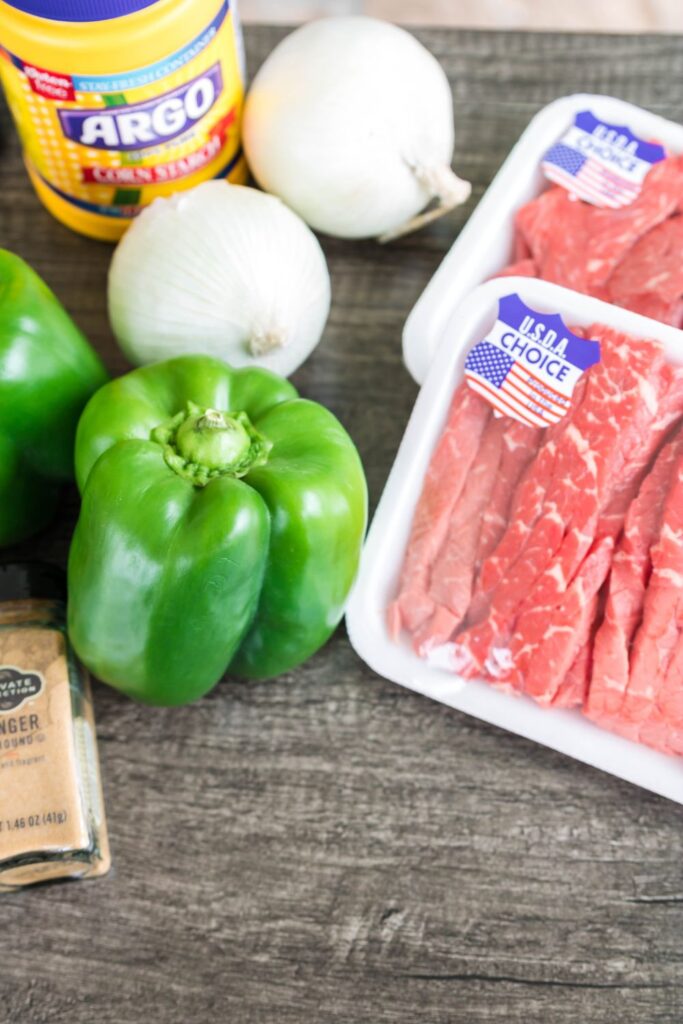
[3,0,160,21]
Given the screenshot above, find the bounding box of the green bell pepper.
[68,355,367,704]
[0,250,108,546]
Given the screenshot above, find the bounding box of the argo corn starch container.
[0,0,247,240]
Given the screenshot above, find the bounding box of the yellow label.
[0,0,245,235]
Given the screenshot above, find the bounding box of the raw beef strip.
[594,676,683,755]
[591,363,683,543]
[640,712,683,756]
[552,599,603,709]
[616,294,683,328]
[509,535,614,705]
[621,451,683,720]
[467,433,560,619]
[622,630,683,756]
[657,627,683,730]
[515,187,595,293]
[475,421,542,567]
[466,375,588,629]
[419,418,542,651]
[586,434,683,722]
[586,446,683,756]
[640,630,683,754]
[387,386,490,638]
[606,215,683,322]
[584,156,683,290]
[451,326,667,681]
[555,645,592,708]
[413,415,506,654]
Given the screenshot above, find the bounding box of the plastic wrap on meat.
[451,326,668,684]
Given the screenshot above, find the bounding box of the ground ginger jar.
[0,0,247,240]
[0,562,110,891]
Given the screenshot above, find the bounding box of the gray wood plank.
[0,24,682,1024]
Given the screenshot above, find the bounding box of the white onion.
[243,16,471,241]
[108,182,331,376]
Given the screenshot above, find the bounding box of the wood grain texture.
[1,25,683,1024]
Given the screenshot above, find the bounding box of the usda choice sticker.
[541,110,666,209]
[464,294,600,428]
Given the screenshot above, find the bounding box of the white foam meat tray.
[403,93,683,385]
[347,276,683,803]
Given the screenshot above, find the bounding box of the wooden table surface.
[2,24,683,1024]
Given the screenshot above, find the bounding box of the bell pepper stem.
[151,401,271,486]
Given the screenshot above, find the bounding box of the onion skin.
[107,182,331,378]
[243,16,471,241]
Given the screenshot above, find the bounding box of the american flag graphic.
[464,342,571,428]
[541,143,640,209]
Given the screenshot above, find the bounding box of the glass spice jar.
[0,562,110,891]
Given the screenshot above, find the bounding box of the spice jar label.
[0,571,111,890]
[0,629,90,868]
[0,665,44,712]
